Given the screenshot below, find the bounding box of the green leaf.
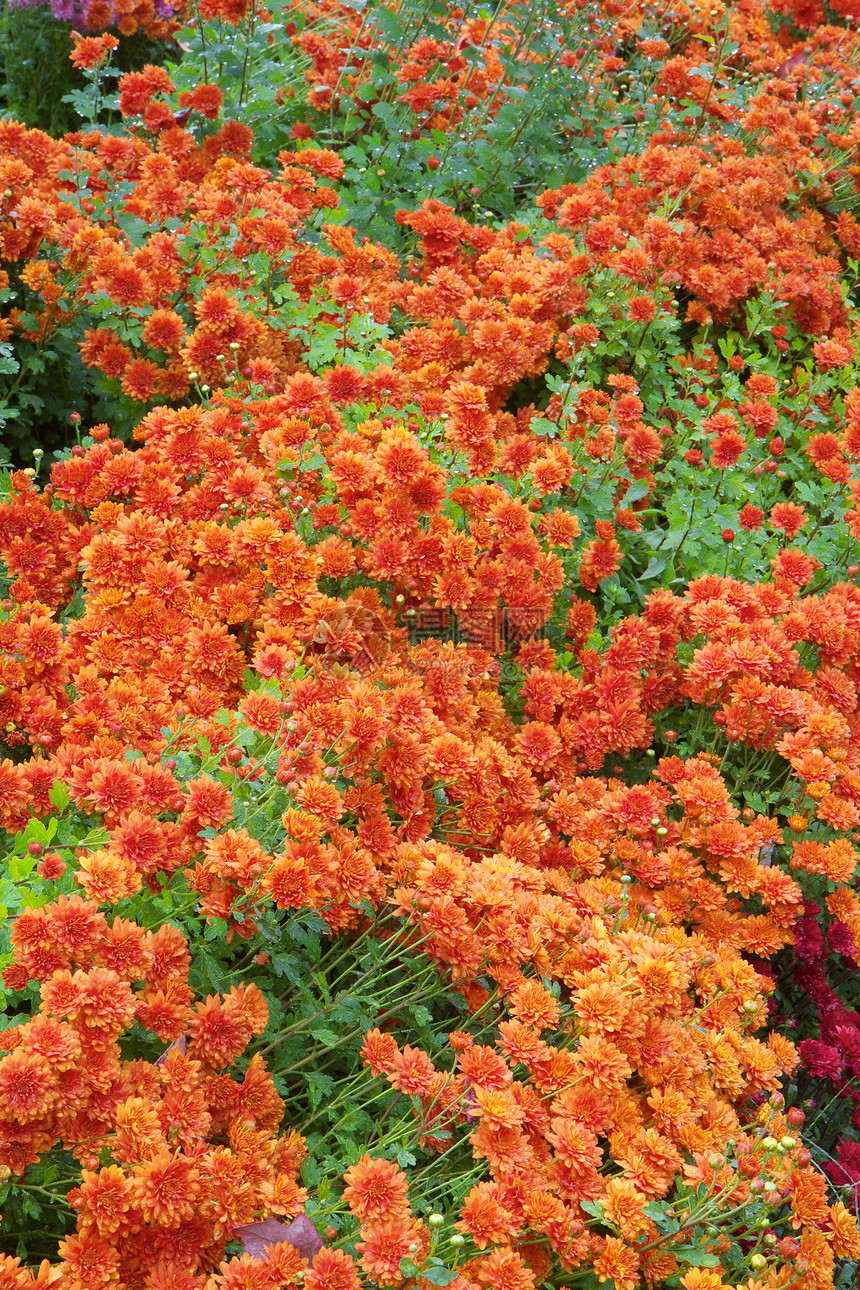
[310,1028,340,1048]
[642,1201,669,1221]
[673,1246,720,1267]
[8,854,35,882]
[623,477,651,504]
[531,417,560,438]
[422,1266,456,1285]
[370,101,399,129]
[49,780,70,811]
[580,1199,605,1220]
[399,1259,419,1279]
[641,555,668,579]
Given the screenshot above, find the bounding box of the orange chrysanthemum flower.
[342,1155,409,1222]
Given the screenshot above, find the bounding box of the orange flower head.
[342,1154,409,1221]
[70,32,119,70]
[131,1147,201,1226]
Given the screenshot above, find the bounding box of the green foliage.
[0,2,83,136]
[0,4,174,136]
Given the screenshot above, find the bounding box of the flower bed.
[1,0,860,1286]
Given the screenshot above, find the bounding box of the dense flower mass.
[1,0,860,1286]
[8,0,180,38]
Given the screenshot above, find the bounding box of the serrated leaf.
[311,1027,340,1048]
[642,1201,668,1221]
[8,854,35,883]
[580,1199,605,1219]
[673,1246,720,1267]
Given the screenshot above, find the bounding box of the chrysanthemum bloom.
[57,1231,122,1288]
[797,1039,843,1080]
[360,1028,399,1076]
[592,1235,641,1290]
[738,504,763,530]
[356,1217,426,1285]
[474,1245,535,1290]
[75,848,141,904]
[457,1181,518,1247]
[579,534,621,592]
[457,1044,512,1090]
[814,336,855,372]
[69,33,119,70]
[187,989,261,1069]
[131,1147,201,1226]
[710,430,746,469]
[769,502,808,541]
[75,1165,133,1237]
[509,979,561,1031]
[0,1049,57,1125]
[305,1248,362,1290]
[342,1155,409,1221]
[142,309,187,351]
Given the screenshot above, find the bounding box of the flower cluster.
[7,0,181,40]
[0,896,312,1287]
[0,113,348,410]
